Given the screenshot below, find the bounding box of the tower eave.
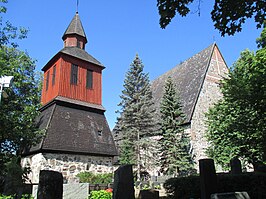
[42,47,105,72]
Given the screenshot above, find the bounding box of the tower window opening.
[98,130,102,136]
[71,64,78,85]
[46,71,50,91]
[86,69,93,89]
[52,65,56,85]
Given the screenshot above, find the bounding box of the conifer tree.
[116,54,157,178]
[159,77,195,176]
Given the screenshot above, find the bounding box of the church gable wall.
[189,46,228,168]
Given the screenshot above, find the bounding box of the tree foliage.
[159,77,195,176]
[116,54,157,172]
[0,0,42,177]
[157,0,266,36]
[77,171,113,184]
[206,27,266,169]
[0,0,28,48]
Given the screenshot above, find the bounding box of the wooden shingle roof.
[151,43,215,124]
[25,98,118,157]
[42,47,104,71]
[60,47,104,67]
[62,12,87,42]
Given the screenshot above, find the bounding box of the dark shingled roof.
[151,43,215,124]
[62,12,87,42]
[60,47,104,67]
[42,47,104,71]
[24,98,118,157]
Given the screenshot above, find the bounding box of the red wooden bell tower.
[41,12,104,106]
[23,12,117,160]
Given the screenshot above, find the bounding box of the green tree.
[116,54,157,178]
[157,0,265,36]
[0,0,28,48]
[159,77,195,176]
[0,0,42,177]
[206,27,266,169]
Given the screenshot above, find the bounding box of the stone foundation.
[21,153,115,183]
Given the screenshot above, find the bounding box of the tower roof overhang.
[42,47,105,71]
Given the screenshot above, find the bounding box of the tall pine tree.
[159,77,195,176]
[116,54,157,178]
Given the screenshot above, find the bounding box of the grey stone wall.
[189,46,228,169]
[21,153,115,183]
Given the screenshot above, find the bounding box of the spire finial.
[76,0,79,13]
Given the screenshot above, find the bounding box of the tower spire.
[76,0,79,13]
[62,11,87,48]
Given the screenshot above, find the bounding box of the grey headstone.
[37,170,63,199]
[32,185,38,199]
[211,192,250,199]
[139,190,159,199]
[230,157,242,174]
[113,165,135,199]
[63,183,89,199]
[199,159,217,199]
[254,162,266,173]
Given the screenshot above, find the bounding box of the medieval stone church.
[113,43,229,173]
[22,12,117,183]
[151,43,228,169]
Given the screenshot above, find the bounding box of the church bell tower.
[22,12,117,183]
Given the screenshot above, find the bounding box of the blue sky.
[4,0,262,129]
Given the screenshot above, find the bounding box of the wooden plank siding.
[41,55,102,106]
[41,58,61,104]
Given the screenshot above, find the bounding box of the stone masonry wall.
[189,46,228,169]
[21,153,114,183]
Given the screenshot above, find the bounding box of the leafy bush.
[163,172,266,199]
[217,172,266,199]
[0,194,33,199]
[89,190,112,199]
[163,175,200,199]
[77,172,113,184]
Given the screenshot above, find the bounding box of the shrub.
[89,190,112,199]
[0,194,33,199]
[217,172,266,199]
[77,172,113,184]
[163,175,200,199]
[163,172,266,199]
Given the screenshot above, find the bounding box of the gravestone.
[211,192,250,199]
[113,165,135,199]
[230,157,242,174]
[37,170,63,199]
[63,183,89,199]
[254,161,266,173]
[199,159,217,199]
[139,190,159,199]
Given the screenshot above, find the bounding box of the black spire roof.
[62,12,87,43]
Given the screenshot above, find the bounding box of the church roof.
[151,43,216,124]
[24,97,118,157]
[62,12,87,42]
